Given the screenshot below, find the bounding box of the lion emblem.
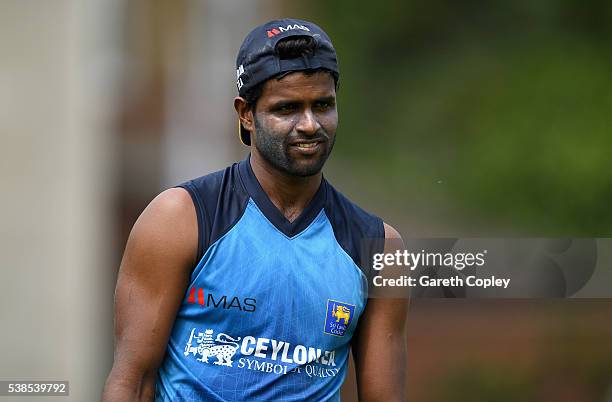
[184,328,241,367]
[331,304,351,325]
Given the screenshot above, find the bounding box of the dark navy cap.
[235,18,339,145]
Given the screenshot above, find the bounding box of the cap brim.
[238,120,251,146]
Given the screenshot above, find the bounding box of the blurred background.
[1,0,612,401]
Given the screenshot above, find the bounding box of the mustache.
[286,130,330,144]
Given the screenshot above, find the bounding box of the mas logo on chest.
[187,287,257,313]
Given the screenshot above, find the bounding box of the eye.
[273,103,297,114]
[314,100,334,111]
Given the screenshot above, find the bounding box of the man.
[103,18,407,401]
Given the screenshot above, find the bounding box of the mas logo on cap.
[266,23,311,38]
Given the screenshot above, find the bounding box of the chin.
[286,160,327,177]
[292,168,323,177]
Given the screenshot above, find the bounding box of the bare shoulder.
[383,222,403,241]
[383,222,405,255]
[126,187,198,268]
[135,187,195,232]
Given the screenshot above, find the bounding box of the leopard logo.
[184,328,241,367]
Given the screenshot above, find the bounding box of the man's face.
[251,71,338,177]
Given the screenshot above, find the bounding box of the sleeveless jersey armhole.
[323,181,386,284]
[175,182,209,265]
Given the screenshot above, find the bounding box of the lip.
[289,140,324,155]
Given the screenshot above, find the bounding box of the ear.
[234,97,255,132]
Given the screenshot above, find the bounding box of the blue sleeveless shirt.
[155,156,384,402]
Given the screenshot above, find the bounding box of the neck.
[249,152,322,222]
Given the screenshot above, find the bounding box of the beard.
[252,115,335,177]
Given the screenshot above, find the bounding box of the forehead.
[259,71,336,102]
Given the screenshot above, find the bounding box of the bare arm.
[102,188,197,402]
[353,223,409,402]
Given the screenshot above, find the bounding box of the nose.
[295,108,321,136]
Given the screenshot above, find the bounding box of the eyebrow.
[270,100,300,109]
[270,95,336,106]
[313,96,336,104]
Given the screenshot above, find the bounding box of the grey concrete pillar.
[0,0,118,400]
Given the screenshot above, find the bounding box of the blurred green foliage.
[297,1,612,234]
